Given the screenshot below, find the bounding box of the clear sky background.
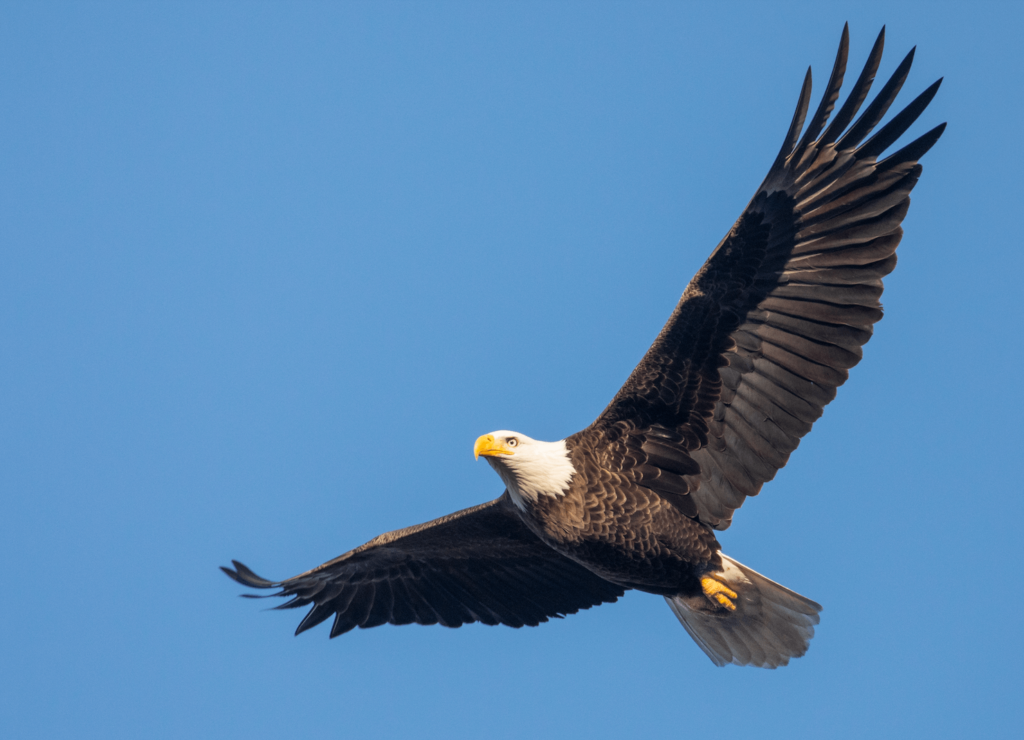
[2,2,1021,739]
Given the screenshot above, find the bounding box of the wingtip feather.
[878,121,946,170]
[858,77,943,159]
[819,26,886,147]
[793,24,850,159]
[771,66,814,172]
[838,44,917,151]
[221,560,278,588]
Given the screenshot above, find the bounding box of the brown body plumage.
[531,434,721,597]
[223,26,944,668]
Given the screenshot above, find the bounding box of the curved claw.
[701,576,738,611]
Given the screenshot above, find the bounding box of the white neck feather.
[487,438,575,511]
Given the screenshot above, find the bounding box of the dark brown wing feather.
[586,26,945,530]
[222,493,625,636]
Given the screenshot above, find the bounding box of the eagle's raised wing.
[222,493,625,636]
[589,26,944,530]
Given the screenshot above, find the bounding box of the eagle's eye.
[507,438,518,448]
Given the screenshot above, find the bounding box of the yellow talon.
[701,576,738,611]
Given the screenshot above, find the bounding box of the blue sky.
[2,2,1021,739]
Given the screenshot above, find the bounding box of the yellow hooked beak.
[474,434,515,460]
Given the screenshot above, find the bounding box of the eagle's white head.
[473,430,575,508]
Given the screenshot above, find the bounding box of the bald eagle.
[223,26,944,668]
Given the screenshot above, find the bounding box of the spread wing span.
[222,493,625,636]
[592,25,945,530]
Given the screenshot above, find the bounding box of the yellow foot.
[701,576,738,611]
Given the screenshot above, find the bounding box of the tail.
[666,554,822,668]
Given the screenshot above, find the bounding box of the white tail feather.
[666,554,822,668]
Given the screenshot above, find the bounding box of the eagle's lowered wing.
[223,493,625,636]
